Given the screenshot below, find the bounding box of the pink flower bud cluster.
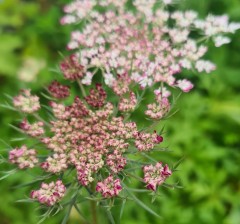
[41,86,139,186]
[31,180,66,206]
[112,74,132,96]
[48,80,70,99]
[118,92,137,113]
[61,0,240,95]
[41,153,68,173]
[20,119,44,137]
[106,150,127,173]
[176,79,194,93]
[10,80,171,206]
[96,176,122,198]
[13,89,40,113]
[60,55,85,80]
[143,162,172,191]
[6,0,240,215]
[145,97,170,120]
[134,132,163,151]
[85,84,107,108]
[9,145,38,169]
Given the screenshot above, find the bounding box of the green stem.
[90,199,98,224]
[77,79,87,98]
[90,183,98,224]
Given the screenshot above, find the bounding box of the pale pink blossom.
[143,162,172,191]
[213,35,231,47]
[195,60,216,73]
[31,180,66,206]
[13,89,40,113]
[96,176,122,198]
[20,119,44,137]
[9,145,38,169]
[176,79,194,92]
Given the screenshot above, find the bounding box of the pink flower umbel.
[85,84,107,108]
[48,80,70,99]
[106,150,127,173]
[134,132,163,151]
[145,97,170,120]
[143,162,172,191]
[4,1,239,222]
[9,145,38,169]
[60,54,85,80]
[31,180,66,206]
[20,119,44,137]
[118,92,137,113]
[176,79,194,93]
[61,0,240,95]
[13,89,40,113]
[96,176,122,198]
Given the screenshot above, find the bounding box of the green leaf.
[124,188,149,193]
[172,156,185,171]
[105,206,116,224]
[16,198,35,203]
[8,124,23,133]
[0,169,17,181]
[123,184,161,218]
[119,199,126,222]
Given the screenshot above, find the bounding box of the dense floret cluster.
[4,0,239,222]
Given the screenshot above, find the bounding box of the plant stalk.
[90,183,98,224]
[77,79,87,97]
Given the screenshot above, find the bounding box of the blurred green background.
[0,0,240,224]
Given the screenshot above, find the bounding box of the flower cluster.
[9,145,38,169]
[134,132,164,151]
[48,81,70,99]
[13,89,40,113]
[40,85,138,187]
[60,54,85,80]
[143,162,172,191]
[10,81,169,203]
[5,1,239,222]
[31,180,66,206]
[118,92,137,113]
[96,176,122,198]
[85,83,107,108]
[145,97,170,120]
[20,119,44,137]
[61,0,240,95]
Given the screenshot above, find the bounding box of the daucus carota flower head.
[9,145,38,169]
[13,89,40,113]
[9,81,172,209]
[85,83,107,108]
[145,97,170,120]
[4,0,240,222]
[176,79,194,93]
[96,176,122,198]
[31,180,66,206]
[60,54,85,80]
[118,92,137,113]
[20,119,44,137]
[61,0,240,95]
[143,162,172,191]
[48,81,70,99]
[134,131,164,151]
